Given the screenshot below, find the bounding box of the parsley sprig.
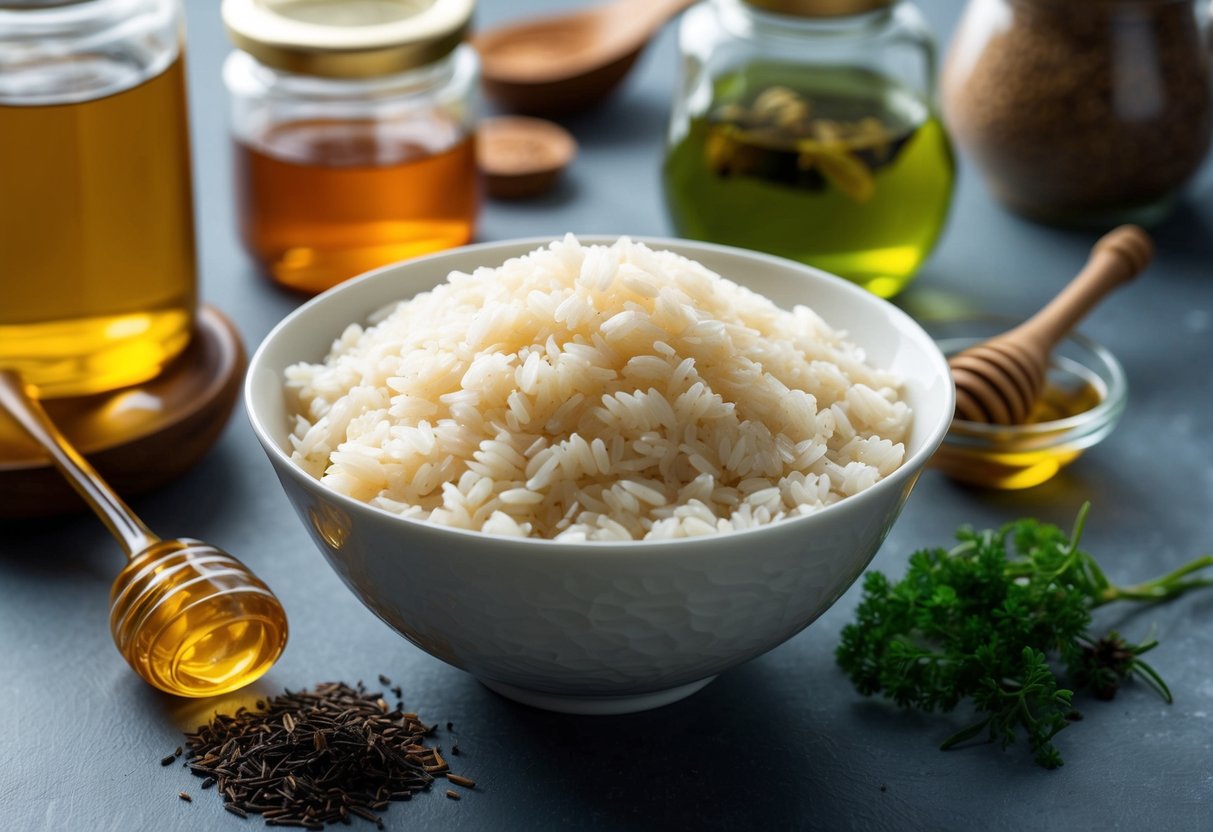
[835,504,1213,768]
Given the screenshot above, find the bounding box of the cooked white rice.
[286,236,910,541]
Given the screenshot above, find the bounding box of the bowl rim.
[245,235,955,548]
[925,314,1126,441]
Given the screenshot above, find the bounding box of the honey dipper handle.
[0,370,158,557]
[1007,225,1154,353]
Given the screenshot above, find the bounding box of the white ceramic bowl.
[246,238,954,714]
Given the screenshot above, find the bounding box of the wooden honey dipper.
[950,225,1153,425]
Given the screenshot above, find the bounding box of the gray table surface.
[4,1,1213,829]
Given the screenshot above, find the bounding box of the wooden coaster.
[477,116,577,200]
[0,306,246,518]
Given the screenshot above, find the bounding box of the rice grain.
[286,236,910,541]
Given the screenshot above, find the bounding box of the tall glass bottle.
[0,0,196,397]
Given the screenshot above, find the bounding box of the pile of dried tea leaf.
[167,680,473,827]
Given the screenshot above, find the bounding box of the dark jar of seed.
[942,0,1213,228]
[662,0,955,299]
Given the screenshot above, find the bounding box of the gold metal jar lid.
[744,0,894,17]
[221,0,475,79]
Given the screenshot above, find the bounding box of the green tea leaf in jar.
[699,83,893,201]
[663,63,955,298]
[809,146,876,203]
[752,86,812,130]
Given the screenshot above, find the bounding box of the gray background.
[3,0,1212,829]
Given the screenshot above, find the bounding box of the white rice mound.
[286,236,911,541]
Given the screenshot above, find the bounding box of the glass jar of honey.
[662,0,954,298]
[222,0,479,294]
[0,0,197,398]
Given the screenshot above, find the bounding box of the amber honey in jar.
[222,0,479,294]
[0,0,197,398]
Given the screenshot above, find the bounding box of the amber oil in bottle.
[0,55,196,397]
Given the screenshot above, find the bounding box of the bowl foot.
[478,676,717,715]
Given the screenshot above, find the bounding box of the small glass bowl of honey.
[925,316,1126,490]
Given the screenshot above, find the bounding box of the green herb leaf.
[835,504,1212,768]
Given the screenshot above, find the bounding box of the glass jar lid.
[744,0,893,17]
[221,0,474,78]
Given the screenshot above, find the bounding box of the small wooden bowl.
[477,116,577,200]
[0,306,246,517]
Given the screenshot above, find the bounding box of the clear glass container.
[926,317,1127,490]
[942,0,1213,227]
[662,0,954,299]
[0,0,196,398]
[222,0,479,295]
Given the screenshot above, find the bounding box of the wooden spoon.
[474,0,696,115]
[950,225,1153,425]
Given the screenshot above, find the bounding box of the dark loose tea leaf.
[169,681,473,826]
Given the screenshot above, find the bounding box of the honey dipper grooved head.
[949,224,1152,425]
[949,340,1044,425]
[110,538,288,697]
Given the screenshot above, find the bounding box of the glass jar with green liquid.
[663,0,954,298]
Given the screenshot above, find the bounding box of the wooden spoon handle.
[1005,225,1153,354]
[615,0,698,30]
